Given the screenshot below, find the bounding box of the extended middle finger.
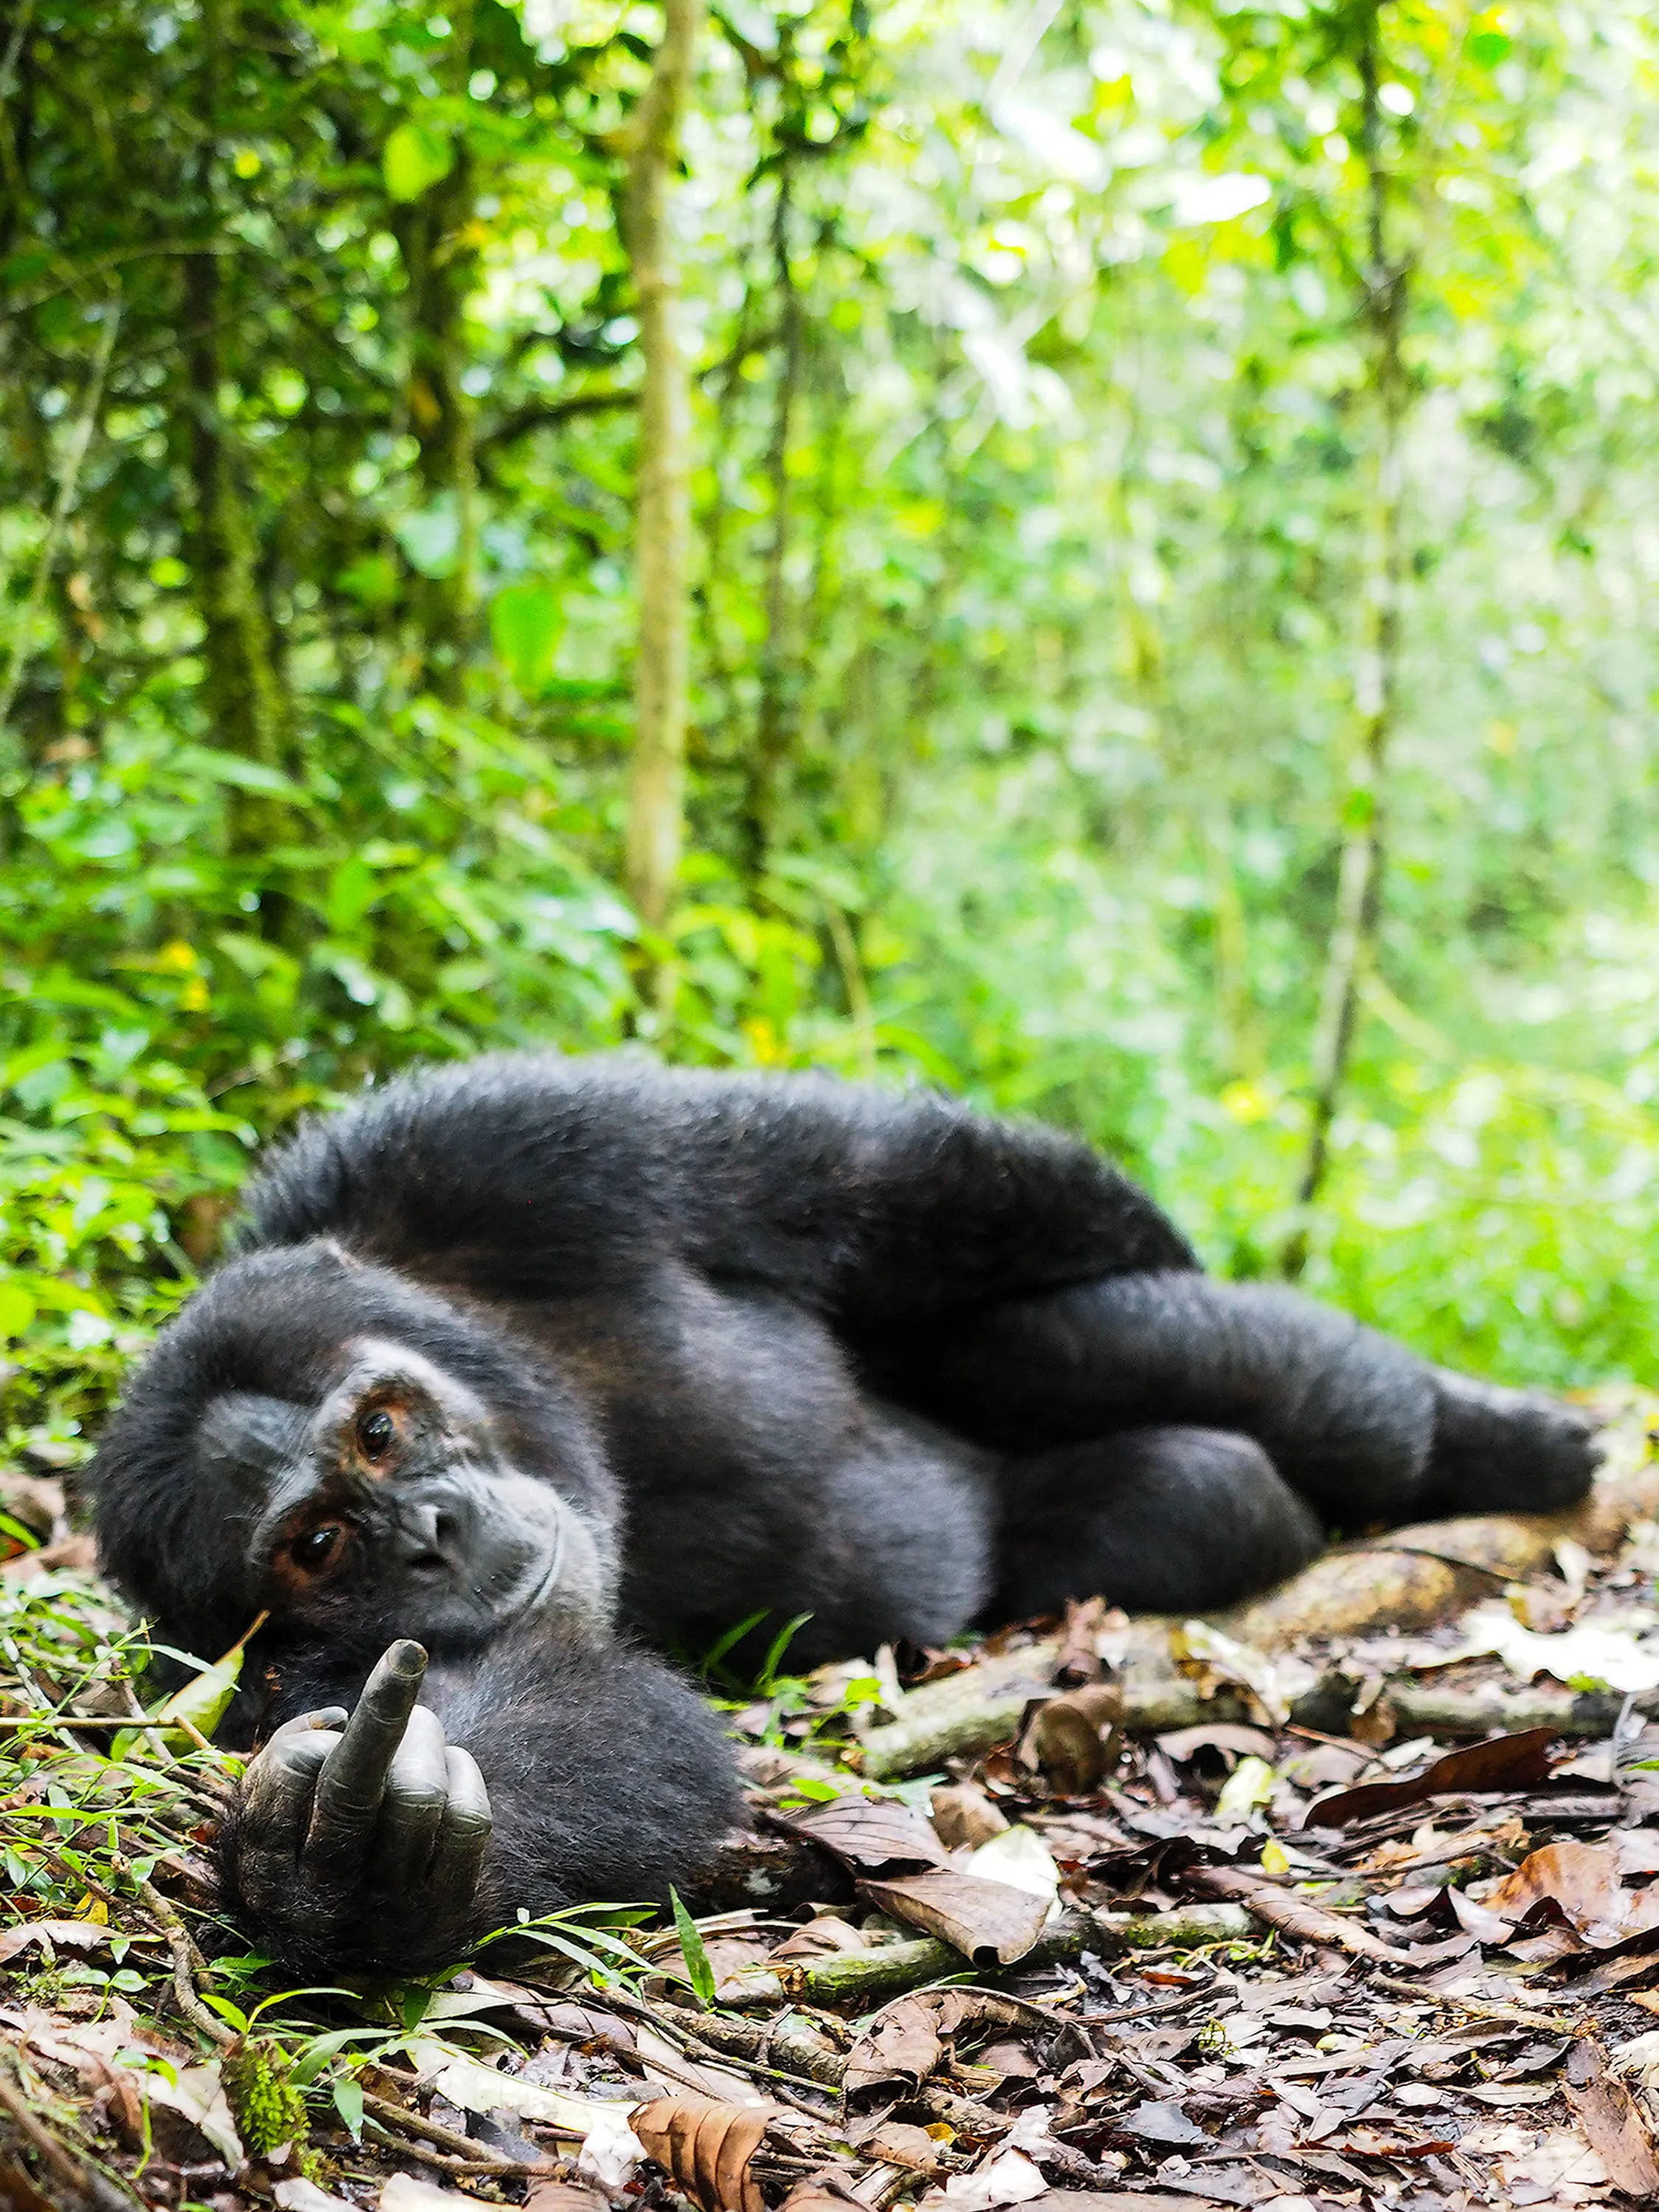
[307,1641,428,1857]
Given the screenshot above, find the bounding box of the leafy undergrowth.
[9,1438,1659,2212]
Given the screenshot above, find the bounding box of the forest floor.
[6,1401,1659,2212]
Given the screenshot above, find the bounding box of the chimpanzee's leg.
[900,1274,1599,1528]
[991,1426,1324,1618]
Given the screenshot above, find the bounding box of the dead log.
[716,1903,1258,2008]
[1220,1418,1659,1652]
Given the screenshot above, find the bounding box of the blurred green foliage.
[3,0,1658,1475]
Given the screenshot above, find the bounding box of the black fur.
[88,1052,1600,1973]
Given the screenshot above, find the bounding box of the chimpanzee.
[89,1054,1598,1977]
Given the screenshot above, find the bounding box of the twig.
[1079,1982,1218,2025]
[361,2090,564,2173]
[111,1854,230,2048]
[1181,1864,1412,1967]
[0,240,242,322]
[1370,1975,1580,2032]
[608,1988,846,2093]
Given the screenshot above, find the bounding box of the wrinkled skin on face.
[209,1339,616,1654]
[206,1343,624,1969]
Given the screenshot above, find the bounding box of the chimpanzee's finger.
[234,1725,346,1914]
[428,1745,493,1916]
[241,1727,342,1844]
[307,1639,428,1857]
[375,1705,451,1891]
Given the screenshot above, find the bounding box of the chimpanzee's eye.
[290,1523,344,1569]
[357,1408,396,1460]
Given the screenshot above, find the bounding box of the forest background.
[1,0,1657,1478]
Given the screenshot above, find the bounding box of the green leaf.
[0,1281,35,1340]
[490,582,565,694]
[111,1622,257,1759]
[335,554,400,608]
[384,120,454,204]
[393,500,462,579]
[333,2074,365,2138]
[669,1885,717,2007]
[326,857,379,936]
[171,745,312,804]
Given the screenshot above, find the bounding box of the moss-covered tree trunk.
[392,10,479,700]
[742,156,803,882]
[622,0,702,1013]
[180,0,292,862]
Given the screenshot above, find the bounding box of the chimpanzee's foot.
[1424,1369,1601,1517]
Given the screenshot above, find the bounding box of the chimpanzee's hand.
[225,1639,493,1976]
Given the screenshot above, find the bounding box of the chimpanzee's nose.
[395,1500,465,1575]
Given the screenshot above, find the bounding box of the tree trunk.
[182,245,292,859]
[392,4,478,700]
[1283,26,1406,1278]
[742,157,803,882]
[622,0,702,1016]
[170,0,293,872]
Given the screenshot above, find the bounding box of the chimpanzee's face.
[198,1340,613,1649]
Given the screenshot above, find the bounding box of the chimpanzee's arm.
[221,1638,740,1980]
[236,1055,1198,1323]
[897,1274,1599,1523]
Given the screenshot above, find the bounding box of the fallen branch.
[1180,1864,1413,1966]
[361,2090,561,2176]
[112,1855,231,2050]
[717,1902,1258,2009]
[1385,1679,1623,1740]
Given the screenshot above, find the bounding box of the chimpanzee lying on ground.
[89,1054,1599,1975]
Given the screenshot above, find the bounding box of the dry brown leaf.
[976,2039,1041,2081]
[1447,1885,1517,1943]
[769,1915,872,1961]
[1023,2200,1231,2212]
[1020,1682,1123,1794]
[1155,1722,1279,1764]
[630,2093,776,2212]
[0,1919,112,1964]
[776,2187,856,2212]
[1566,2039,1659,2197]
[862,2121,946,2173]
[1484,1840,1659,1947]
[378,2180,468,2211]
[1307,1725,1559,1828]
[521,2188,611,2212]
[844,1990,971,2101]
[783,1794,949,1874]
[859,1869,1050,1964]
[930,1781,1011,1850]
[1492,2126,1613,2203]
